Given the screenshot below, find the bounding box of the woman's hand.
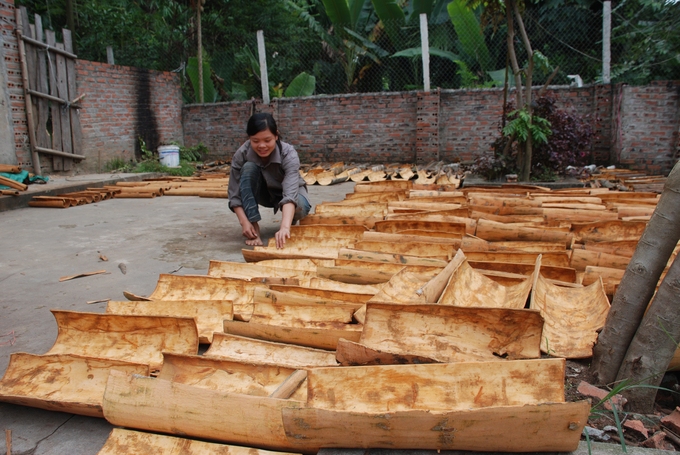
[234,206,262,245]
[276,202,296,248]
[241,220,258,239]
[275,226,290,249]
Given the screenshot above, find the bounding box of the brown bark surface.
[592,162,680,384]
[616,253,680,412]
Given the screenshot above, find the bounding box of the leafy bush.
[531,94,595,174]
[471,151,512,181]
[482,94,596,180]
[101,138,202,176]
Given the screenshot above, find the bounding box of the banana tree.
[288,0,386,91]
[370,0,454,89]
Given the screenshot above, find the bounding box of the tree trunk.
[513,1,533,182]
[616,252,680,413]
[591,161,680,385]
[505,1,523,109]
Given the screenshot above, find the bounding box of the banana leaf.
[285,72,316,97]
[392,46,460,63]
[447,0,491,72]
[211,51,234,92]
[187,57,218,103]
[322,0,353,27]
[371,0,406,47]
[487,68,514,87]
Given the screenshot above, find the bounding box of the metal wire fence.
[94,1,679,103]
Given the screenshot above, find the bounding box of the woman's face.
[250,129,278,161]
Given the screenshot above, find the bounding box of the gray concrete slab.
[0,178,354,454]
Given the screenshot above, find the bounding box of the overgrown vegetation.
[104,138,203,177]
[16,0,679,101]
[473,93,595,181]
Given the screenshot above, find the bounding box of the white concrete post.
[257,30,270,105]
[603,1,611,84]
[106,46,115,65]
[197,4,204,103]
[420,13,430,92]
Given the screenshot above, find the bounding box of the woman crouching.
[227,113,311,248]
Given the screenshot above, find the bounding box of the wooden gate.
[15,6,84,175]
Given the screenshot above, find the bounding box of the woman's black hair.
[246,113,278,137]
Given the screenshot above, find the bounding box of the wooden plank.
[157,353,306,401]
[316,266,395,285]
[255,259,324,271]
[439,256,539,309]
[530,274,610,358]
[362,231,461,245]
[355,180,412,192]
[0,353,147,418]
[266,236,355,250]
[253,287,362,311]
[55,42,73,170]
[469,260,577,283]
[463,251,569,267]
[106,299,233,344]
[62,29,82,166]
[45,30,62,170]
[97,428,301,455]
[269,370,308,399]
[570,248,630,272]
[338,248,448,267]
[249,302,355,328]
[290,224,367,239]
[571,220,647,242]
[366,268,432,305]
[361,304,543,362]
[146,274,261,321]
[243,247,340,262]
[364,250,465,305]
[582,265,625,295]
[374,220,466,235]
[269,284,372,303]
[314,203,387,217]
[305,277,382,295]
[102,371,315,453]
[33,14,50,152]
[299,215,381,229]
[223,320,361,351]
[205,333,338,368]
[462,238,566,253]
[335,338,440,366]
[207,260,316,280]
[45,310,199,370]
[351,241,455,258]
[281,402,590,451]
[334,259,443,275]
[475,219,573,245]
[307,358,566,412]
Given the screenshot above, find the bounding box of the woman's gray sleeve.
[278,150,301,208]
[227,147,247,211]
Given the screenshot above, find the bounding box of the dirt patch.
[561,357,680,450]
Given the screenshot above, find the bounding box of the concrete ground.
[0,174,668,455]
[0,175,352,454]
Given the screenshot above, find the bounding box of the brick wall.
[184,92,419,164]
[183,84,636,170]
[76,61,183,173]
[618,81,680,175]
[0,0,29,168]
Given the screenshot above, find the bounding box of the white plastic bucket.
[158,145,180,167]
